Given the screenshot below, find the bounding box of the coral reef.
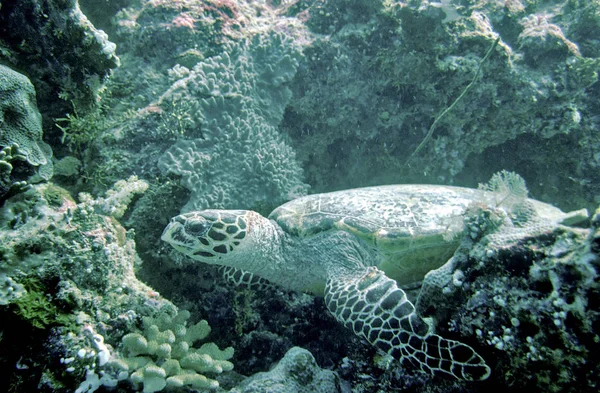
[1,1,599,393]
[417,195,600,392]
[230,346,340,393]
[280,0,600,211]
[0,178,234,392]
[0,179,151,389]
[0,0,119,119]
[0,64,53,195]
[57,1,311,214]
[157,33,308,212]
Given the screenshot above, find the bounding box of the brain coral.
[157,33,308,212]
[0,65,53,180]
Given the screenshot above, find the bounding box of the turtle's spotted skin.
[166,210,249,259]
[162,184,585,381]
[326,265,490,380]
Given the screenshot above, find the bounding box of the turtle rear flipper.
[325,266,490,381]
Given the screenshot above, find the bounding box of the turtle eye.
[186,221,209,236]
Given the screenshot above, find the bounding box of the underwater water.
[1,0,599,392]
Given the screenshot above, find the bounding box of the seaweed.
[12,277,75,330]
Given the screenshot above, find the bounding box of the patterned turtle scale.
[270,185,486,286]
[162,183,586,382]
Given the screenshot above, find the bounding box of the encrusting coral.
[417,175,600,392]
[157,32,308,212]
[0,177,234,393]
[0,0,119,115]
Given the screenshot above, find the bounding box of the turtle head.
[161,209,267,264]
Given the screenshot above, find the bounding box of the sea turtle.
[161,184,587,381]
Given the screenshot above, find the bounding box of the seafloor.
[1,1,599,392]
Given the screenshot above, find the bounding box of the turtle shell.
[269,185,485,285]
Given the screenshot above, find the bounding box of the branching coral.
[107,309,234,392]
[78,175,149,219]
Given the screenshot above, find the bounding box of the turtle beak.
[161,215,188,246]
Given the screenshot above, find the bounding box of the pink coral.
[172,13,197,29]
[518,13,581,57]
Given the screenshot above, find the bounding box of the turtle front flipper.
[219,266,275,291]
[324,266,490,381]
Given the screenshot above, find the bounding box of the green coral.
[43,183,75,207]
[12,277,74,329]
[110,309,234,392]
[55,102,106,154]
